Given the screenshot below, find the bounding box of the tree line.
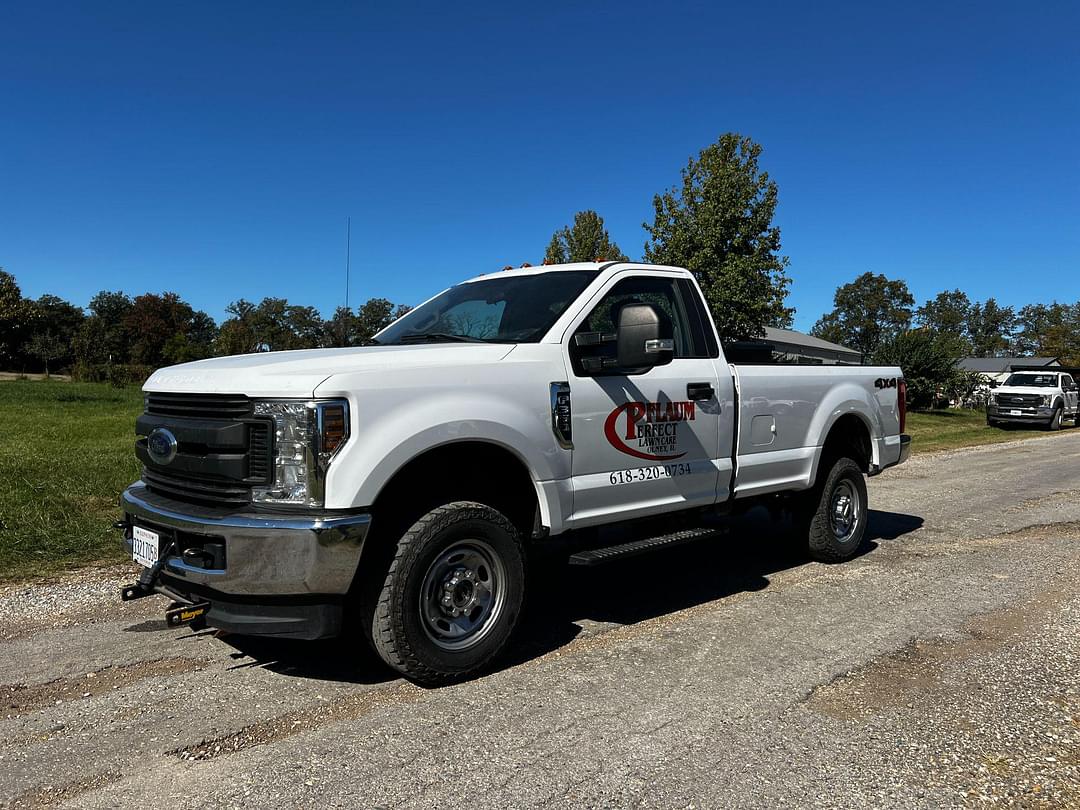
[0,269,409,381]
[810,271,1080,407]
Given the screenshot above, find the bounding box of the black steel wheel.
[369,501,525,686]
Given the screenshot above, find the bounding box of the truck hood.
[144,344,517,397]
[994,386,1056,397]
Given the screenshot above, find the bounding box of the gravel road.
[1,432,1078,809]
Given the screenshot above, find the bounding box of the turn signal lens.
[319,402,349,454]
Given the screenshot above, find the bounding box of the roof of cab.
[461,261,689,284]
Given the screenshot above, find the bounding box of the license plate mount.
[132,525,160,569]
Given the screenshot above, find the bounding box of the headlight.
[1043,395,1052,407]
[251,399,350,507]
[989,393,997,404]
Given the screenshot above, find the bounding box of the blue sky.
[2,1,1078,331]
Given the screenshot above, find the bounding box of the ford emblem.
[147,427,179,465]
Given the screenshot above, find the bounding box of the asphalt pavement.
[1,431,1078,809]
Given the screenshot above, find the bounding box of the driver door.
[563,272,734,528]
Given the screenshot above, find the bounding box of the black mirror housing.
[616,303,673,370]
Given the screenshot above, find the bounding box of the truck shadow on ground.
[216,508,923,685]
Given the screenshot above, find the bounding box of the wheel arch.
[810,412,874,486]
[370,439,543,537]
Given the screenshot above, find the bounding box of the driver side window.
[575,276,696,358]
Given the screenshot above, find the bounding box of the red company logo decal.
[603,401,695,461]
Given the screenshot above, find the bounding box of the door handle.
[687,382,714,401]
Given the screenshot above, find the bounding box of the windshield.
[376,270,600,345]
[1004,373,1059,387]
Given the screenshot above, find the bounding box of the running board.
[568,526,726,566]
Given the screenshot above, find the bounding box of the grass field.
[905,408,1071,453]
[0,381,1072,580]
[0,381,142,580]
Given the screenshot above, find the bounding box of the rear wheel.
[801,457,869,563]
[368,501,525,686]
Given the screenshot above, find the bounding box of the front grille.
[143,469,253,506]
[139,392,272,507]
[997,393,1042,407]
[146,392,252,419]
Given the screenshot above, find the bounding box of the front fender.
[315,383,567,512]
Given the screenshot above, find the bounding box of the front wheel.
[803,457,869,563]
[1048,406,1062,431]
[369,502,526,686]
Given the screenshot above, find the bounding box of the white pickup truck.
[119,262,910,684]
[986,369,1080,430]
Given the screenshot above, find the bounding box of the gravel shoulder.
[0,432,1078,808]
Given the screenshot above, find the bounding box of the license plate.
[132,525,160,569]
[1008,410,1022,416]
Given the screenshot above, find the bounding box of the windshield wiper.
[394,332,485,344]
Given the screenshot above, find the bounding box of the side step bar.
[568,526,727,566]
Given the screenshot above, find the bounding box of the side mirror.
[616,303,673,370]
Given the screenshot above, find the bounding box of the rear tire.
[369,501,525,686]
[804,457,869,563]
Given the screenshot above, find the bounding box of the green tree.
[357,298,409,341]
[124,292,215,367]
[27,294,85,370]
[544,210,628,264]
[0,269,35,367]
[326,299,411,347]
[966,298,1015,358]
[873,329,959,410]
[1012,302,1080,362]
[84,290,134,363]
[24,331,67,377]
[215,300,259,355]
[643,133,793,341]
[812,272,914,358]
[915,290,973,357]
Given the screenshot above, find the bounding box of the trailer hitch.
[120,537,176,602]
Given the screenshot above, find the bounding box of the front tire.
[369,502,525,686]
[804,457,869,563]
[1048,406,1062,431]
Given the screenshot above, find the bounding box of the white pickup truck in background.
[987,369,1080,430]
[119,262,910,684]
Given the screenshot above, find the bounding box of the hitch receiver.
[121,583,155,601]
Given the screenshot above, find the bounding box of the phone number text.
[609,463,693,485]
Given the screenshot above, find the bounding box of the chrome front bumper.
[986,404,1053,422]
[119,483,371,597]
